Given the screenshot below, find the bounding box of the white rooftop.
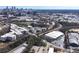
[45,31,64,39]
[1,32,15,38]
[48,48,54,53]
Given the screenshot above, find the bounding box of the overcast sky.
[0,6,79,9]
[0,0,79,9]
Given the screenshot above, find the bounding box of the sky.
[1,6,79,10]
[0,0,79,9]
[16,6,79,9]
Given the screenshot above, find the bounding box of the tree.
[27,35,47,46]
[24,35,47,53]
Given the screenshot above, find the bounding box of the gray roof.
[68,33,79,45]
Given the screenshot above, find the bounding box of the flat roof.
[45,31,64,39]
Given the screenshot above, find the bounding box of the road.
[38,23,62,36]
[9,43,28,53]
[8,22,62,53]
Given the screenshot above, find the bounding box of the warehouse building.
[68,32,79,50]
[0,32,16,41]
[45,31,65,49]
[0,24,28,41]
[68,29,79,49]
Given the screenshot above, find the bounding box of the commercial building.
[68,33,79,47]
[45,31,65,49]
[67,29,79,50]
[68,28,79,47]
[0,32,16,41]
[0,24,28,41]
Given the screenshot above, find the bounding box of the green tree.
[24,35,47,53]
